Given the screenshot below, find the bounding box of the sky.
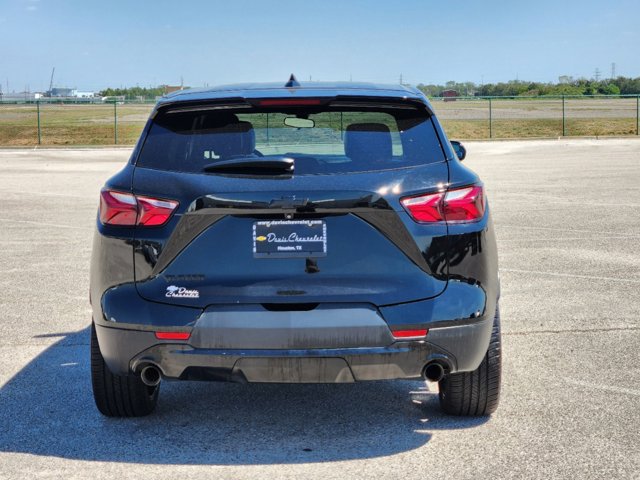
[0,0,638,92]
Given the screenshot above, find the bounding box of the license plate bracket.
[253,220,327,258]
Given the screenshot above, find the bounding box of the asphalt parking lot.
[0,139,638,479]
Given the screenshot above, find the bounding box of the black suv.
[90,78,501,417]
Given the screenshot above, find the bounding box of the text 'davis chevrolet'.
[90,77,501,417]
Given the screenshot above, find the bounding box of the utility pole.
[48,67,55,95]
[611,63,616,79]
[399,73,403,85]
[594,68,601,81]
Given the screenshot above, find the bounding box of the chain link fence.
[0,100,154,146]
[0,95,638,146]
[432,95,640,139]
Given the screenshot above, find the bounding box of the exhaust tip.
[423,362,446,382]
[140,365,162,387]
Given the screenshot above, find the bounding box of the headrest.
[217,121,255,156]
[344,123,392,163]
[199,113,240,129]
[198,119,255,159]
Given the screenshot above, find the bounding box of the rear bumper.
[94,277,495,382]
[94,312,493,382]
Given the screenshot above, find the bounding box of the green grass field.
[0,104,152,146]
[0,99,638,146]
[434,97,639,138]
[440,118,639,139]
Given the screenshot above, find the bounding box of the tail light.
[401,185,485,223]
[99,189,179,227]
[136,195,180,226]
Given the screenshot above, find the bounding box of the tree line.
[417,76,640,97]
[99,76,640,100]
[100,86,167,99]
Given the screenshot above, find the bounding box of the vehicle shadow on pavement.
[0,327,489,464]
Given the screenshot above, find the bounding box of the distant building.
[441,89,459,102]
[162,85,187,95]
[48,88,95,98]
[0,92,42,101]
[50,87,74,97]
[101,95,126,104]
[72,90,95,98]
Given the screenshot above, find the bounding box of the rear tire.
[438,304,502,416]
[90,323,159,417]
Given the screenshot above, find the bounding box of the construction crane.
[48,67,55,95]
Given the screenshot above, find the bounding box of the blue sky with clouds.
[0,0,638,92]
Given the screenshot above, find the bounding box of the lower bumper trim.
[129,343,448,383]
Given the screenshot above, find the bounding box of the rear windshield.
[137,104,446,174]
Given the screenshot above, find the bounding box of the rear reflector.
[391,329,428,339]
[154,331,191,340]
[401,185,485,223]
[99,189,179,227]
[257,99,323,106]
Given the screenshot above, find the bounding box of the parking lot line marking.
[0,218,86,230]
[0,190,89,199]
[0,147,133,154]
[0,241,69,244]
[496,225,640,237]
[501,268,640,284]
[502,236,640,241]
[505,326,639,336]
[565,379,640,397]
[496,192,640,208]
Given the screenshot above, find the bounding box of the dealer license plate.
[253,220,327,258]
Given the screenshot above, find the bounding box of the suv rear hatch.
[131,97,450,308]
